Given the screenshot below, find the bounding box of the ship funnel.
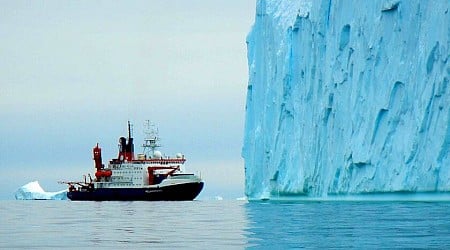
[93,143,103,170]
[117,121,135,161]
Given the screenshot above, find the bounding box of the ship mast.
[128,120,133,139]
[142,120,161,157]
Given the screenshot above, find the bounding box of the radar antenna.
[142,120,161,157]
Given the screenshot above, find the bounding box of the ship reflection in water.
[3,200,450,248]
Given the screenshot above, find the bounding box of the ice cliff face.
[243,0,450,199]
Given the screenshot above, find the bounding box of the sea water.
[1,200,450,249]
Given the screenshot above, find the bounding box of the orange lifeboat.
[95,170,112,178]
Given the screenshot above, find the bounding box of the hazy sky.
[0,0,256,200]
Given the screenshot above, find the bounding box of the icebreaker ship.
[242,0,450,199]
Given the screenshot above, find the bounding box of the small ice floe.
[15,181,67,200]
[214,196,224,201]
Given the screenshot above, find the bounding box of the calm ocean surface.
[1,200,450,249]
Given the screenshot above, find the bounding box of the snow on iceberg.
[243,0,450,199]
[15,181,67,200]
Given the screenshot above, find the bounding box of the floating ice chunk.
[214,196,224,201]
[15,181,67,200]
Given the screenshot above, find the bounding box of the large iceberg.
[243,0,450,199]
[15,181,67,200]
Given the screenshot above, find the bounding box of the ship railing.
[132,158,186,165]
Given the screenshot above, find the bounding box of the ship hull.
[67,182,204,201]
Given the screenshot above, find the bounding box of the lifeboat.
[95,170,112,178]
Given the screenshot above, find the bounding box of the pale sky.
[0,0,256,200]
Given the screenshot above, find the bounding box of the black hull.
[67,182,204,201]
